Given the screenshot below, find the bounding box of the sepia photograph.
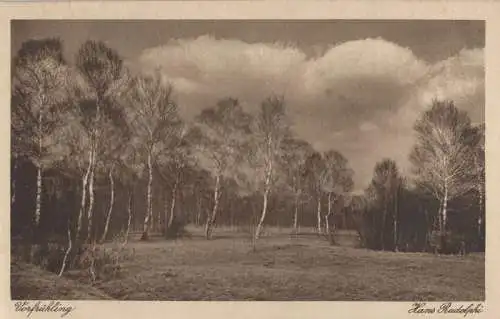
[9,18,485,303]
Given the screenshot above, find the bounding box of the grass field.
[11,226,485,301]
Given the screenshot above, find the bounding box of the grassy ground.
[11,226,484,301]
[11,261,112,300]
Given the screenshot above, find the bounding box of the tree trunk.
[316,194,322,236]
[163,191,169,235]
[381,208,387,251]
[168,175,179,229]
[34,111,43,235]
[255,164,272,241]
[440,186,448,253]
[86,97,101,243]
[205,174,220,239]
[34,164,42,231]
[393,186,399,252]
[254,187,270,241]
[293,193,299,236]
[124,191,133,245]
[86,145,96,243]
[141,152,153,240]
[436,200,442,247]
[151,208,155,233]
[100,165,115,243]
[58,223,72,277]
[475,155,484,248]
[326,192,335,244]
[76,153,92,243]
[196,196,202,226]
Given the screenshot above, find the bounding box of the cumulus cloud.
[138,35,306,117]
[134,35,484,190]
[303,38,428,94]
[413,47,484,123]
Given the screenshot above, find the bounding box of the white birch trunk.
[76,151,92,243]
[196,196,202,226]
[124,191,132,245]
[141,151,153,240]
[163,191,169,235]
[393,186,399,252]
[255,159,273,241]
[100,165,115,243]
[205,174,220,239]
[326,192,334,244]
[254,186,270,241]
[86,145,96,242]
[441,185,448,251]
[293,193,299,235]
[35,165,42,228]
[34,110,43,236]
[168,175,179,229]
[86,97,101,243]
[316,195,322,236]
[58,225,72,277]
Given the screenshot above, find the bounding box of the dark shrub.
[165,215,190,239]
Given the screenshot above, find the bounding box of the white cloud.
[414,48,484,122]
[303,38,428,96]
[134,36,484,190]
[138,35,307,117]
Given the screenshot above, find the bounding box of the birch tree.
[304,151,327,236]
[65,98,94,243]
[125,71,182,240]
[280,138,315,235]
[119,142,144,244]
[154,125,192,235]
[462,123,485,247]
[410,100,477,253]
[98,116,131,243]
[473,124,485,244]
[252,96,290,241]
[193,98,252,239]
[47,103,92,276]
[76,40,124,242]
[12,38,70,241]
[321,150,354,244]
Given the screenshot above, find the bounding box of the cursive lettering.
[409,302,484,317]
[438,302,484,317]
[14,301,75,317]
[408,302,436,314]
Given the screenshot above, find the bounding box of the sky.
[12,20,485,191]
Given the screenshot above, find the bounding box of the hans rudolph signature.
[409,302,484,317]
[14,301,75,317]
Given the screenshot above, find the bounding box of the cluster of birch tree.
[352,101,485,253]
[11,38,356,249]
[11,38,484,257]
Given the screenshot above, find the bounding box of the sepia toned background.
[2,1,500,318]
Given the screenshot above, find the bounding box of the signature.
[409,302,484,317]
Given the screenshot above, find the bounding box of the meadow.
[11,226,485,301]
